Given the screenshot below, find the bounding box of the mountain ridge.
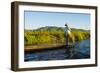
[25,26,90,32]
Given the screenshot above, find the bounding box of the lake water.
[24,39,90,61]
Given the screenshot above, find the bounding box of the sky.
[24,11,90,30]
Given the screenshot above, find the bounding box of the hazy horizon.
[25,26,90,31]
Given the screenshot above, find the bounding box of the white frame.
[19,5,96,68]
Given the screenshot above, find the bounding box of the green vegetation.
[25,31,66,46]
[71,29,90,42]
[24,26,90,46]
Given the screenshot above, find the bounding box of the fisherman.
[64,23,75,46]
[64,23,69,46]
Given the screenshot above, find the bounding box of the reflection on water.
[24,39,90,61]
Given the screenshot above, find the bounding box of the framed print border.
[11,1,98,71]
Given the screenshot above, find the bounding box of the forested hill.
[25,26,89,32]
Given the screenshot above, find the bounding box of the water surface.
[24,39,90,61]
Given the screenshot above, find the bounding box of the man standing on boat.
[65,23,69,46]
[64,23,75,46]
